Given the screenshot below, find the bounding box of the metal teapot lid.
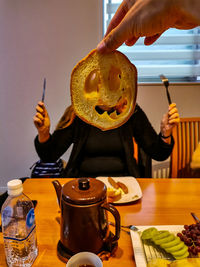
[62,178,107,205]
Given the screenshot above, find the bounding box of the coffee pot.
[52,178,120,259]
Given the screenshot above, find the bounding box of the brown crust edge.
[70,49,138,131]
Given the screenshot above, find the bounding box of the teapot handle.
[102,203,120,242]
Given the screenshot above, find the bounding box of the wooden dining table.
[1,178,200,266]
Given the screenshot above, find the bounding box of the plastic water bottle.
[1,179,38,267]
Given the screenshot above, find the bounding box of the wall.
[138,83,200,132]
[0,0,102,186]
[137,83,200,176]
[0,1,199,186]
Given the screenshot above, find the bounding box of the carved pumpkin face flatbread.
[70,49,137,131]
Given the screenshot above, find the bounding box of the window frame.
[102,0,200,85]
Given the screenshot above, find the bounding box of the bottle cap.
[7,179,23,196]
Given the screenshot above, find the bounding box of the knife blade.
[191,212,200,223]
[160,74,172,105]
[42,78,46,103]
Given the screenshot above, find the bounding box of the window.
[103,0,200,83]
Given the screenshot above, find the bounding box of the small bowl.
[66,252,103,267]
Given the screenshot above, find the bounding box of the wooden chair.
[169,117,200,178]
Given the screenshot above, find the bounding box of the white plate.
[130,225,184,267]
[96,176,142,204]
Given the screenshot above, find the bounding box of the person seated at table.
[33,101,180,178]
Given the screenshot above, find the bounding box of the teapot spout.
[52,180,62,205]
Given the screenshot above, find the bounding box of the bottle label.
[26,208,35,228]
[3,225,38,263]
[2,206,13,227]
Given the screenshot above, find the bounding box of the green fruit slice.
[152,231,170,241]
[141,227,158,240]
[172,245,188,257]
[160,237,181,249]
[141,227,189,261]
[173,250,189,260]
[154,234,175,245]
[165,241,184,253]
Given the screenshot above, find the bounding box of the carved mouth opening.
[95,105,120,115]
[95,97,127,116]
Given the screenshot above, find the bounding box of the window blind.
[103,0,200,83]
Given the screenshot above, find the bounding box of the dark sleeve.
[131,105,174,161]
[34,122,75,162]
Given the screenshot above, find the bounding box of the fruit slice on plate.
[153,233,175,246]
[160,237,181,249]
[152,230,171,242]
[173,250,189,260]
[141,227,158,240]
[141,227,189,260]
[172,246,189,258]
[165,242,185,253]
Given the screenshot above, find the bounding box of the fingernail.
[97,40,106,52]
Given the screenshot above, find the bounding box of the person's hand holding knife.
[33,78,50,143]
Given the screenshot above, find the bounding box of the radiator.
[152,161,170,178]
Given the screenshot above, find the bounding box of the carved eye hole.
[108,66,121,92]
[84,70,100,95]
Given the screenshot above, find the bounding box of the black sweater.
[34,104,174,178]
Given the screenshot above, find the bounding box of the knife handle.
[166,87,172,105]
[42,78,46,102]
[191,212,200,223]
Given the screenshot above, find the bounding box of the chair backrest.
[170,117,200,178]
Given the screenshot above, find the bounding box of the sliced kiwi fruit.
[154,234,175,246]
[141,227,158,240]
[152,231,170,241]
[172,245,188,257]
[173,250,189,260]
[165,241,185,253]
[160,237,181,249]
[141,227,189,260]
